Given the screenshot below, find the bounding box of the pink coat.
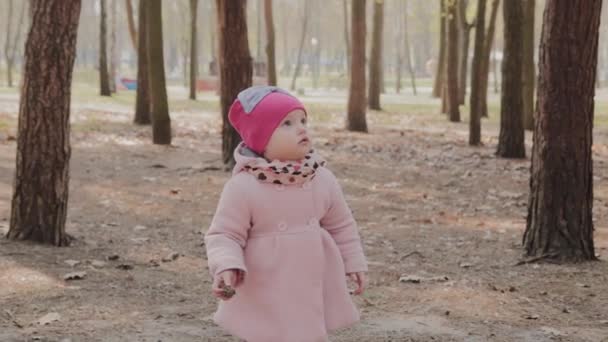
[205,147,368,342]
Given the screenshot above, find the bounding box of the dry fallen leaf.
[63,271,87,281]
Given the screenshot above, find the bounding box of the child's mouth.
[299,138,309,144]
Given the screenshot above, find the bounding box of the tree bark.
[217,0,252,165]
[523,0,601,262]
[432,0,446,98]
[469,0,486,145]
[368,0,384,110]
[457,0,473,105]
[125,0,138,50]
[290,1,309,91]
[522,0,535,131]
[403,0,417,95]
[480,0,500,117]
[496,0,524,158]
[446,0,460,122]
[8,0,81,246]
[343,0,351,79]
[190,0,198,100]
[134,0,151,124]
[109,0,117,93]
[146,0,171,144]
[99,0,111,96]
[347,0,367,132]
[264,0,277,86]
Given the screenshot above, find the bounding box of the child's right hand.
[212,269,245,300]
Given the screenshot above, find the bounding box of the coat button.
[275,184,285,191]
[277,221,288,232]
[307,218,317,227]
[302,182,311,190]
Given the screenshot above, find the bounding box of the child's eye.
[282,120,292,126]
[301,118,307,125]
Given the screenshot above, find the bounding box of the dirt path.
[1,93,608,342]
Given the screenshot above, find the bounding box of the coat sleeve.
[204,176,251,277]
[320,170,368,274]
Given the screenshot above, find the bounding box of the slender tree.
[3,0,26,87]
[368,0,384,110]
[264,0,277,85]
[457,0,474,105]
[446,0,460,122]
[432,0,447,98]
[217,0,252,165]
[469,0,486,145]
[147,0,171,144]
[99,0,111,96]
[134,0,151,124]
[125,0,138,50]
[346,0,367,132]
[403,0,417,95]
[343,0,351,78]
[190,0,199,100]
[8,0,81,246]
[524,0,601,262]
[109,0,117,93]
[290,1,309,91]
[479,0,500,117]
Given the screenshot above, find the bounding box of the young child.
[205,85,368,342]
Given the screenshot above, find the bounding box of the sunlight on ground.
[0,263,66,297]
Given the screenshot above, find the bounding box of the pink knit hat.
[228,86,306,155]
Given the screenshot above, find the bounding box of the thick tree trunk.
[432,0,446,98]
[458,0,473,105]
[134,0,150,124]
[523,0,601,262]
[190,0,198,100]
[8,0,81,246]
[368,0,384,110]
[480,0,500,117]
[346,0,367,132]
[403,0,417,95]
[522,0,535,131]
[146,0,171,144]
[99,0,111,96]
[217,0,252,165]
[264,0,277,86]
[125,0,138,50]
[343,0,351,79]
[290,1,309,91]
[469,0,486,145]
[446,0,460,122]
[496,0,525,158]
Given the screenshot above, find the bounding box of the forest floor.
[1,85,608,342]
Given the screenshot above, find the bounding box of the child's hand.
[347,272,367,295]
[212,269,245,300]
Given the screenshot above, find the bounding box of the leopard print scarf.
[240,148,326,185]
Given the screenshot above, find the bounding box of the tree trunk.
[290,1,309,91]
[256,0,262,61]
[496,0,524,158]
[480,0,500,117]
[146,0,171,144]
[403,0,417,95]
[343,0,351,79]
[217,0,252,165]
[522,0,535,131]
[125,0,138,50]
[109,0,117,93]
[189,0,198,100]
[8,0,81,246]
[469,0,486,145]
[346,0,367,132]
[458,0,473,105]
[523,0,601,262]
[432,0,446,98]
[99,0,111,96]
[264,0,277,86]
[368,0,384,110]
[395,1,402,95]
[446,0,460,122]
[134,0,150,124]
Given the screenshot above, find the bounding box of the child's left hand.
[347,272,367,295]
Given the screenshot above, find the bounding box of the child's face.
[264,109,311,161]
